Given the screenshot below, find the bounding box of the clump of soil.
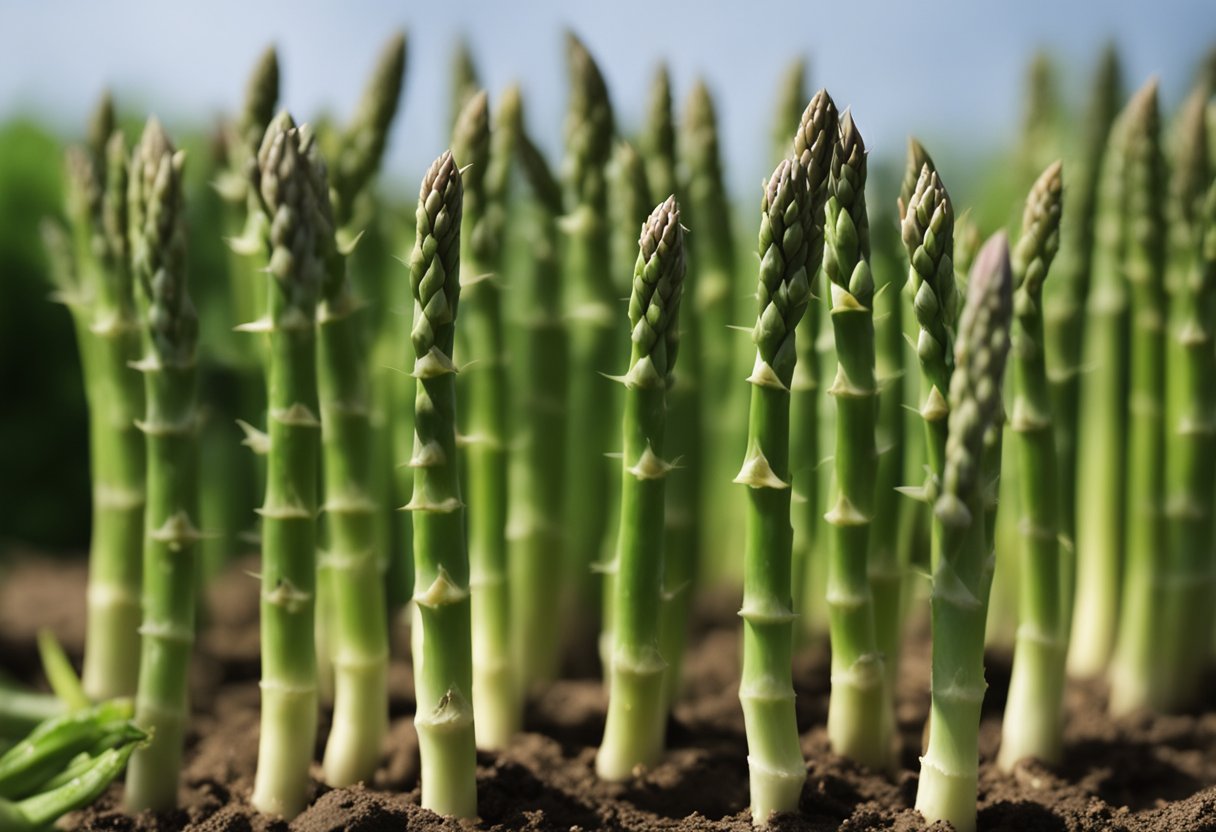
[3,557,1216,831]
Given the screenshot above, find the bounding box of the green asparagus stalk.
[998,161,1066,769]
[736,158,815,825]
[1155,89,1213,711]
[122,119,200,811]
[916,233,1013,832]
[789,90,838,627]
[407,151,476,818]
[509,105,569,700]
[0,700,135,799]
[602,139,654,675]
[681,80,743,583]
[48,95,146,702]
[1043,44,1121,549]
[771,59,807,169]
[641,64,699,706]
[597,196,686,780]
[557,32,618,683]
[900,153,957,559]
[1109,80,1168,715]
[870,191,908,697]
[823,112,892,770]
[247,114,325,819]
[202,46,278,580]
[452,87,521,748]
[326,33,410,617]
[1067,89,1133,678]
[309,135,392,787]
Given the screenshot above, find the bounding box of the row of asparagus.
[28,29,1216,832]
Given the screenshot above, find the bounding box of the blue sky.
[0,0,1212,193]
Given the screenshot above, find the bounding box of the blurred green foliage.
[0,120,87,553]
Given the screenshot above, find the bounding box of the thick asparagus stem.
[737,158,815,825]
[900,153,957,560]
[50,97,146,702]
[1109,80,1168,715]
[248,115,325,819]
[788,91,839,629]
[641,66,700,708]
[823,112,892,770]
[452,88,521,748]
[557,33,618,683]
[999,161,1066,769]
[916,234,1013,832]
[1157,92,1213,710]
[407,151,476,818]
[602,140,654,676]
[123,120,199,811]
[1067,91,1132,678]
[509,109,569,700]
[204,47,279,580]
[1043,45,1121,550]
[597,197,686,781]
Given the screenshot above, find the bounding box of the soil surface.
[3,556,1216,831]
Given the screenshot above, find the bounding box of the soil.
[3,556,1216,831]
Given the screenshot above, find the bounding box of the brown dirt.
[3,557,1216,831]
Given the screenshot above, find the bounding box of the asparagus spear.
[681,80,743,583]
[123,119,200,811]
[736,158,815,825]
[324,32,410,618]
[558,33,618,682]
[1156,88,1212,711]
[248,114,325,819]
[508,103,569,701]
[309,128,393,787]
[1043,44,1121,549]
[999,160,1066,769]
[869,184,908,698]
[789,90,838,626]
[900,155,957,554]
[597,196,686,781]
[46,95,146,702]
[823,112,892,770]
[452,88,521,748]
[641,71,699,709]
[1067,88,1133,678]
[1109,80,1168,715]
[407,151,476,818]
[601,139,653,676]
[916,233,1013,832]
[203,47,278,580]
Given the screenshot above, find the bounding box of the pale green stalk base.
[916,756,979,832]
[416,709,478,818]
[472,576,519,749]
[125,702,185,810]
[825,656,888,769]
[82,582,142,701]
[597,651,666,780]
[997,632,1066,768]
[323,657,388,786]
[740,623,804,825]
[251,685,318,818]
